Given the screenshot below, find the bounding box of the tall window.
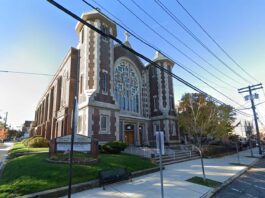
[101,24,109,41]
[80,74,83,94]
[102,72,107,93]
[100,115,109,133]
[169,95,174,110]
[114,60,140,113]
[81,28,84,43]
[78,116,82,132]
[153,96,158,111]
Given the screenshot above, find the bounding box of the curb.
[20,166,161,198]
[202,157,261,198]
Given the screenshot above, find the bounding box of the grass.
[8,142,48,158]
[186,176,222,188]
[0,152,156,197]
[229,162,249,166]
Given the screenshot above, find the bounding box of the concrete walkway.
[0,142,13,172]
[0,142,13,161]
[65,148,261,198]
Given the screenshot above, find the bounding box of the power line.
[83,0,238,94]
[47,0,251,118]
[84,0,250,112]
[175,0,259,83]
[154,0,251,84]
[129,0,239,88]
[0,70,54,76]
[82,0,235,91]
[115,0,237,90]
[114,0,247,106]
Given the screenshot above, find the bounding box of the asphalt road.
[214,158,265,198]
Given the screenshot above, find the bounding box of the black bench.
[99,168,132,190]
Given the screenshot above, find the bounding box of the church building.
[33,10,180,146]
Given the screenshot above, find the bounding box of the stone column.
[135,122,140,146]
[119,120,123,141]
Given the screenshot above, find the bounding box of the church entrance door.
[124,131,134,145]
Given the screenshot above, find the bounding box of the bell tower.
[75,10,119,142]
[147,51,180,144]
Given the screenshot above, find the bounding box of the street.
[214,158,265,198]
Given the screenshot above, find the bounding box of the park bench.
[99,168,132,190]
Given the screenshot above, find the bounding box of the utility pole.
[238,83,263,155]
[4,112,8,130]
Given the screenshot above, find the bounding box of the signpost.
[156,131,165,198]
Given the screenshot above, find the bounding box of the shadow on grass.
[229,163,249,167]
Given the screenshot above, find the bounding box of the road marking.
[231,187,241,192]
[251,172,265,177]
[246,175,265,183]
[237,180,252,185]
[246,193,258,198]
[254,185,265,190]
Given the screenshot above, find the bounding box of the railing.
[124,144,196,159]
[123,145,157,158]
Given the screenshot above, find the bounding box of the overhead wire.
[129,0,239,88]
[115,0,236,90]
[84,0,237,93]
[83,0,250,115]
[154,0,251,84]
[114,0,249,108]
[47,0,252,118]
[0,70,54,76]
[175,0,259,83]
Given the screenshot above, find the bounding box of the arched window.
[114,60,140,113]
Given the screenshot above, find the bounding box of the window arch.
[114,59,140,113]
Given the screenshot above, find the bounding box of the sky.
[0,0,265,130]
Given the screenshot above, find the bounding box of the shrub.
[22,136,49,148]
[202,144,236,157]
[22,137,33,147]
[102,141,128,154]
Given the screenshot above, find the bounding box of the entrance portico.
[119,116,149,146]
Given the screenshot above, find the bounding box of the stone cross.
[125,31,130,42]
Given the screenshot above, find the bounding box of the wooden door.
[125,131,134,145]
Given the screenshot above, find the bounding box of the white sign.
[155,131,165,155]
[56,134,91,152]
[57,143,91,152]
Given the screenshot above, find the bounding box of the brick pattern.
[34,48,78,140]
[88,28,95,89]
[167,65,176,116]
[94,26,115,104]
[149,66,162,117]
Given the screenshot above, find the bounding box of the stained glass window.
[114,60,140,113]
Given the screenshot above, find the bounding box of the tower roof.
[75,10,117,37]
[152,51,174,64]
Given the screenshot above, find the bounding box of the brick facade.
[34,10,180,145]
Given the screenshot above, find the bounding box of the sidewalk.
[0,142,13,173]
[0,142,13,160]
[64,148,261,198]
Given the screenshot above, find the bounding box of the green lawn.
[8,142,48,158]
[0,152,156,197]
